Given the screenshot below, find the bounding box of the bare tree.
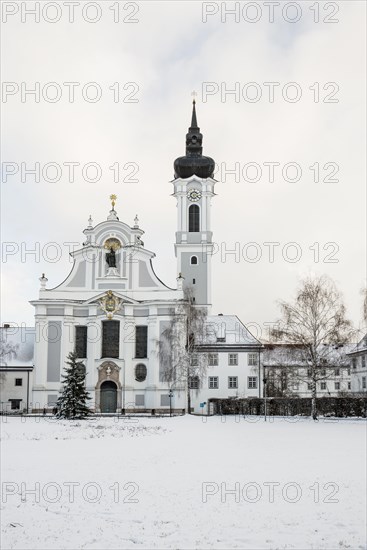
[264,343,351,398]
[0,341,19,366]
[271,275,354,419]
[159,287,208,413]
[361,286,367,324]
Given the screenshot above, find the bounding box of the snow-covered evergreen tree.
[56,351,91,419]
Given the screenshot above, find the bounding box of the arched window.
[135,363,147,382]
[188,205,200,232]
[190,256,198,265]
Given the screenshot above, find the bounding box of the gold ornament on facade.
[103,237,122,251]
[99,290,123,320]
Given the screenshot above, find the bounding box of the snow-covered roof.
[263,343,355,367]
[0,327,35,367]
[200,315,262,348]
[347,333,367,356]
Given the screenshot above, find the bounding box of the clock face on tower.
[187,189,202,202]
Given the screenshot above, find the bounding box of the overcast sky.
[1,1,366,337]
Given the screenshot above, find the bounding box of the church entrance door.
[100,381,117,413]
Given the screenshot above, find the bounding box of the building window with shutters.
[228,376,238,389]
[135,326,148,358]
[248,376,257,389]
[208,353,218,366]
[189,376,199,389]
[75,326,88,358]
[228,354,238,366]
[101,320,120,358]
[248,353,258,366]
[188,204,200,232]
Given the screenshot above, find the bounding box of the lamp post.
[169,389,173,417]
[263,374,268,422]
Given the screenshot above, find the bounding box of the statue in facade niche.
[106,247,116,268]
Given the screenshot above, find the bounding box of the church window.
[248,353,258,366]
[135,363,147,382]
[75,326,88,358]
[208,353,218,366]
[190,256,198,265]
[188,205,200,232]
[228,376,238,389]
[135,326,148,358]
[102,320,120,358]
[189,376,199,389]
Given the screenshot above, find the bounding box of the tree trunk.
[187,386,191,414]
[311,373,318,420]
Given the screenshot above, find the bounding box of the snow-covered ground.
[1,415,366,549]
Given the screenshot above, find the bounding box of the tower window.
[193,279,196,284]
[188,205,200,232]
[190,256,198,265]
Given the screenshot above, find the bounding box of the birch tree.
[271,275,354,419]
[159,287,208,413]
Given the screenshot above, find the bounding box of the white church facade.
[1,101,264,414]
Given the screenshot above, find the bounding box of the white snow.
[1,415,366,549]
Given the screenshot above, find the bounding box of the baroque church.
[5,101,264,414]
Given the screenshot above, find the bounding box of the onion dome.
[174,100,215,179]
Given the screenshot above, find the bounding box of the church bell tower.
[172,99,216,307]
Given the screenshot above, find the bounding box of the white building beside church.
[18,101,262,414]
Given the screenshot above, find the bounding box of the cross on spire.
[191,90,198,104]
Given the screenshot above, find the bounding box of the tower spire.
[173,95,215,179]
[190,92,198,129]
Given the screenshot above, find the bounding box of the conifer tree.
[56,351,91,419]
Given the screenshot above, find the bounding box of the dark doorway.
[100,381,117,413]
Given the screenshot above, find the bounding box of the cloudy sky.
[1,1,366,337]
